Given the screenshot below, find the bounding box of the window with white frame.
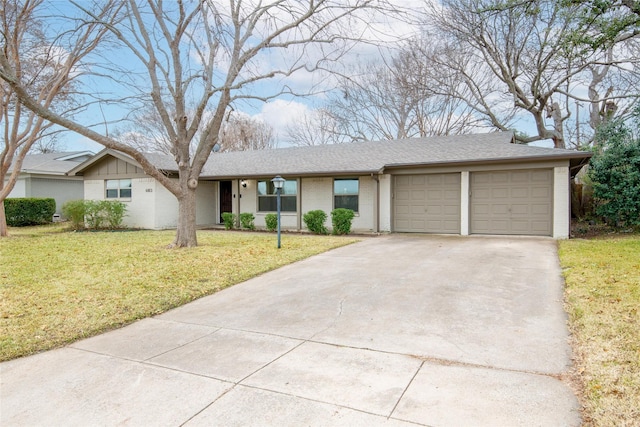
[105,179,132,199]
[257,179,297,212]
[334,178,359,212]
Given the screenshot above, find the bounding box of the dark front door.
[219,181,232,223]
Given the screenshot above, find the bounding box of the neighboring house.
[5,151,94,217]
[68,132,592,238]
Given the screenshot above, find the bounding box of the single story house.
[6,151,94,217]
[68,132,591,238]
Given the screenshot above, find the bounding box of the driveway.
[1,235,580,426]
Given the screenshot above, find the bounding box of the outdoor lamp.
[271,175,285,248]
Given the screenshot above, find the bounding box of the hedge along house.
[5,151,94,218]
[68,132,591,238]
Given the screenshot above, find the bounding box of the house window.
[106,179,132,199]
[334,178,359,212]
[257,179,297,212]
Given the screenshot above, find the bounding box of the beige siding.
[83,157,146,178]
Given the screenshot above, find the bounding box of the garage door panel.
[394,173,461,233]
[471,169,552,236]
[531,187,551,198]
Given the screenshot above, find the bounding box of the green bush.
[331,208,355,235]
[61,200,127,230]
[84,201,104,229]
[102,201,127,228]
[303,209,328,234]
[265,213,278,232]
[589,106,640,228]
[62,200,87,230]
[4,198,56,226]
[221,212,236,230]
[239,212,255,230]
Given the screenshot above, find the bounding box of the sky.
[37,0,555,153]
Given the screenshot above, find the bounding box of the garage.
[470,169,553,236]
[394,173,461,233]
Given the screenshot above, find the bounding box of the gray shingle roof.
[70,132,591,178]
[199,132,591,178]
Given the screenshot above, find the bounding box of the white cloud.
[256,99,311,146]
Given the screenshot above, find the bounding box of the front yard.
[0,226,357,361]
[559,235,640,426]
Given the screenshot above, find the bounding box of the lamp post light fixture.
[271,175,285,248]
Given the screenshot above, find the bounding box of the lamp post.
[271,175,285,248]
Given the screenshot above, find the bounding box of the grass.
[559,235,640,426]
[0,226,358,361]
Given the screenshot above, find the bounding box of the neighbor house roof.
[8,151,94,176]
[69,132,592,178]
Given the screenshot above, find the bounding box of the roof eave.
[382,152,593,171]
[200,169,382,180]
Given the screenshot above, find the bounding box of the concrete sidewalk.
[1,235,581,426]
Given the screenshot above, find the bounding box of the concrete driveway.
[1,235,580,426]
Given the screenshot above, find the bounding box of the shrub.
[331,208,355,235]
[265,213,278,232]
[303,209,328,234]
[62,200,87,230]
[589,106,640,228]
[239,212,255,230]
[221,212,236,230]
[4,198,56,226]
[102,201,127,228]
[61,200,127,230]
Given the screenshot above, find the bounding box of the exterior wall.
[553,166,570,239]
[30,177,84,215]
[6,175,83,216]
[6,177,26,198]
[378,174,392,232]
[196,180,217,227]
[460,171,470,235]
[233,176,377,232]
[86,176,219,230]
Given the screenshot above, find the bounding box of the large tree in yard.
[0,0,394,247]
[421,0,640,148]
[0,0,114,237]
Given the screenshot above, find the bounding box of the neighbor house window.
[334,178,359,212]
[257,179,297,212]
[106,179,132,199]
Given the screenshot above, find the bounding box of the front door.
[219,181,232,223]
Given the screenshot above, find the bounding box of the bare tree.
[0,0,111,236]
[287,45,481,146]
[421,0,640,148]
[0,0,398,247]
[285,108,344,146]
[218,112,274,152]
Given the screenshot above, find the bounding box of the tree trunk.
[0,202,8,237]
[172,185,198,248]
[550,102,566,149]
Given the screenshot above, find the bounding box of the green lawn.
[0,226,358,361]
[559,235,640,426]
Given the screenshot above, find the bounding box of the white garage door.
[470,169,553,236]
[394,173,461,233]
